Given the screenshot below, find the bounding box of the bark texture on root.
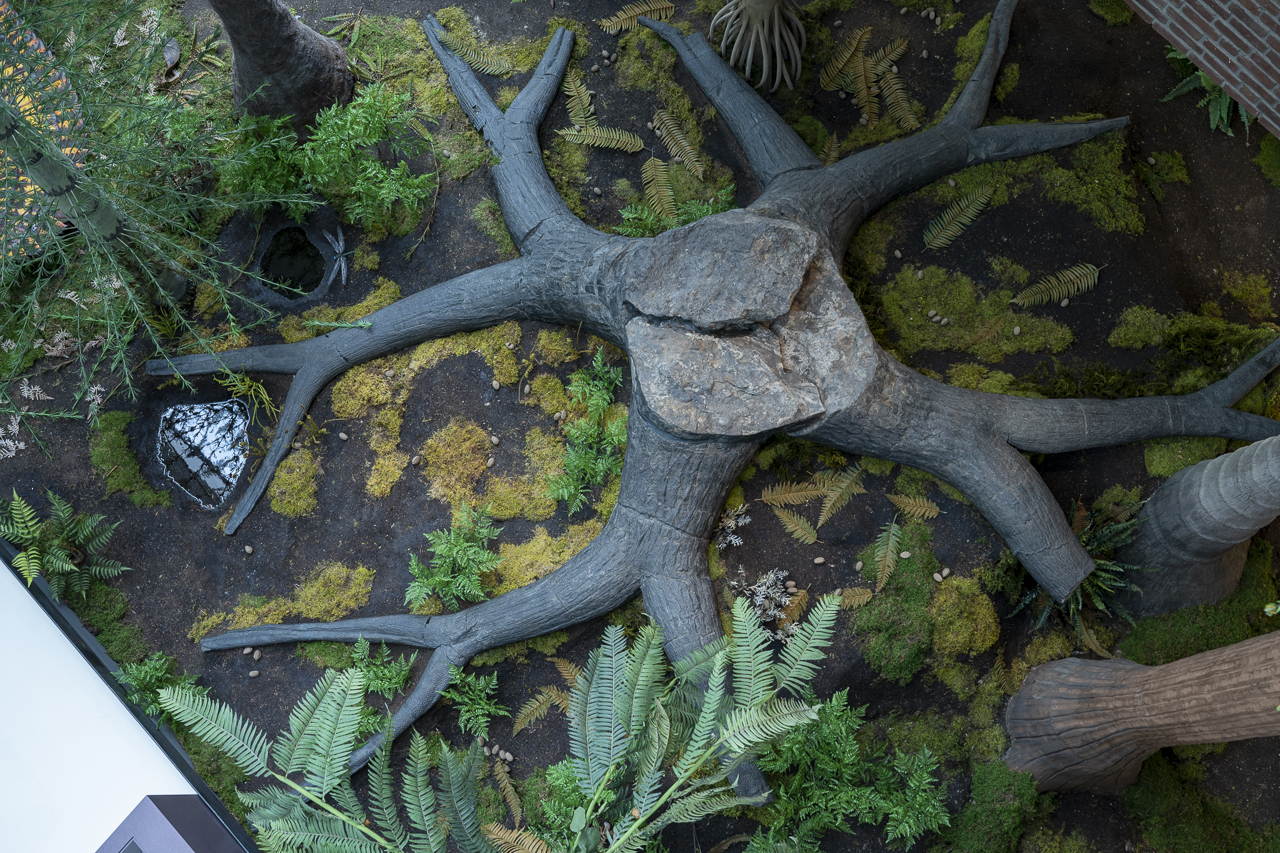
[1005,631,1280,793]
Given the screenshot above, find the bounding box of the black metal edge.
[0,538,260,853]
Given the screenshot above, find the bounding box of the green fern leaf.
[12,548,40,585]
[652,109,705,179]
[730,597,775,710]
[873,518,903,593]
[923,184,994,250]
[596,0,675,35]
[484,825,550,853]
[556,125,645,153]
[5,489,41,544]
[240,784,312,827]
[562,69,597,129]
[1010,263,1103,308]
[301,668,368,796]
[840,56,879,127]
[259,812,387,853]
[760,480,827,507]
[513,690,557,735]
[620,622,667,737]
[587,626,629,779]
[887,494,942,520]
[648,789,768,833]
[273,669,340,773]
[868,37,910,78]
[817,465,865,527]
[438,742,497,853]
[772,507,819,545]
[819,133,840,166]
[772,594,841,695]
[157,686,272,776]
[435,29,514,76]
[878,70,920,130]
[370,719,409,846]
[404,731,447,853]
[820,27,871,90]
[674,650,728,777]
[719,695,820,757]
[333,778,369,824]
[641,157,677,219]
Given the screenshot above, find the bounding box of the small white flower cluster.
[0,339,16,352]
[714,503,752,550]
[137,9,161,42]
[18,377,52,401]
[112,25,129,47]
[37,330,79,358]
[64,30,76,50]
[59,289,88,308]
[728,567,800,643]
[0,414,26,460]
[86,383,107,417]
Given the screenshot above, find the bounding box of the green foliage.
[547,350,627,514]
[521,760,597,851]
[89,410,172,507]
[1042,133,1144,234]
[1122,540,1278,665]
[755,689,949,849]
[353,636,417,701]
[1135,150,1190,204]
[1108,305,1171,349]
[0,489,129,600]
[407,503,502,611]
[936,761,1051,853]
[114,651,207,724]
[615,185,736,238]
[993,64,1020,102]
[1221,270,1273,321]
[929,577,999,660]
[472,198,517,258]
[923,185,993,250]
[1163,49,1254,140]
[443,665,511,739]
[852,523,936,684]
[1088,0,1134,25]
[1144,435,1227,477]
[295,641,356,670]
[1010,264,1102,309]
[1256,133,1280,188]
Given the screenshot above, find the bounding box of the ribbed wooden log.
[1120,434,1280,616]
[1005,631,1280,793]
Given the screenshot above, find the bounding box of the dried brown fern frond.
[877,70,920,130]
[840,55,879,127]
[556,126,645,153]
[820,132,840,166]
[922,184,994,250]
[641,157,676,218]
[484,824,550,853]
[773,507,819,545]
[820,26,871,90]
[761,480,828,507]
[1071,500,1089,535]
[513,690,557,734]
[597,0,675,35]
[548,656,581,688]
[818,465,866,527]
[887,494,941,520]
[493,759,523,826]
[967,310,1011,348]
[873,517,903,593]
[652,109,705,179]
[867,37,910,78]
[562,68,596,129]
[841,587,874,610]
[1010,263,1103,308]
[436,29,515,76]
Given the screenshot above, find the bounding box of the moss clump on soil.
[1144,435,1227,477]
[481,428,566,522]
[68,579,149,664]
[88,411,172,508]
[1019,827,1099,853]
[1043,133,1144,234]
[279,277,401,344]
[937,761,1052,853]
[543,135,589,220]
[495,85,520,111]
[535,329,581,367]
[845,210,897,286]
[1088,0,1135,25]
[989,256,1031,288]
[179,730,250,828]
[933,14,990,120]
[1222,270,1273,321]
[422,418,491,507]
[490,519,604,596]
[352,243,380,272]
[1123,750,1280,853]
[220,562,375,630]
[1108,305,1171,349]
[851,522,937,684]
[470,631,569,666]
[437,125,493,181]
[993,63,1019,102]
[366,406,409,499]
[1256,133,1280,188]
[294,641,355,670]
[1135,150,1190,204]
[884,660,1009,764]
[267,447,321,517]
[524,373,574,417]
[1007,630,1074,688]
[472,198,517,258]
[947,363,1043,397]
[878,265,1073,363]
[929,577,1000,659]
[1120,539,1278,665]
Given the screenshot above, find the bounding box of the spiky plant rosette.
[709,0,807,92]
[1011,503,1149,657]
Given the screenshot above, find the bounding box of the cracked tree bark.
[150,0,1280,777]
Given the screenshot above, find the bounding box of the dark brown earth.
[6,0,1280,850]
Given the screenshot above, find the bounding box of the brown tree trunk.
[209,0,352,138]
[1005,631,1280,793]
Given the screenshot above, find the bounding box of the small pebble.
[939,318,949,326]
[249,670,260,678]
[921,49,929,58]
[591,64,600,72]
[942,567,951,578]
[894,249,903,259]
[484,746,492,756]
[917,270,925,280]
[601,49,610,58]
[611,53,617,62]
[833,588,843,596]
[838,91,846,99]
[253,649,262,661]
[901,6,908,13]
[833,19,842,26]
[646,121,654,130]
[506,342,515,349]
[412,455,421,466]
[933,572,945,583]
[292,441,302,450]
[593,187,603,196]
[948,178,956,187]
[1147,156,1157,165]
[245,545,254,554]
[927,309,937,318]
[243,647,253,655]
[339,432,349,441]
[785,580,797,589]
[856,560,865,571]
[920,7,928,15]
[928,10,936,20]
[524,384,532,394]
[814,556,825,564]
[891,64,898,73]
[859,115,869,125]
[442,149,453,158]
[491,743,500,755]
[487,457,495,468]
[385,369,395,378]
[900,550,912,559]
[1013,326,1021,336]
[931,315,942,323]
[490,434,500,445]
[603,60,610,67]
[1060,298,1070,307]
[557,409,567,420]
[491,379,500,390]
[478,736,487,745]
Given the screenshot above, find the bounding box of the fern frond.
[333,779,369,824]
[1010,263,1103,308]
[12,548,40,585]
[556,125,645,153]
[719,696,820,757]
[840,56,879,127]
[649,789,767,833]
[4,490,41,543]
[634,698,670,802]
[760,480,826,507]
[923,184,993,250]
[567,642,599,798]
[621,622,667,736]
[259,811,387,853]
[652,109,705,179]
[273,669,340,773]
[585,626,629,790]
[873,518,903,593]
[887,494,941,520]
[492,759,523,826]
[435,30,514,76]
[868,37,910,78]
[730,597,776,710]
[513,691,556,735]
[301,668,368,796]
[1071,501,1089,535]
[370,721,409,846]
[877,70,920,130]
[820,27,870,90]
[772,594,840,695]
[404,731,447,853]
[674,651,728,777]
[641,157,676,218]
[819,133,840,166]
[671,634,730,685]
[562,69,597,129]
[817,466,865,527]
[840,587,874,610]
[240,784,311,827]
[549,656,582,687]
[157,686,272,776]
[597,0,675,35]
[438,743,496,853]
[484,825,549,853]
[772,507,819,545]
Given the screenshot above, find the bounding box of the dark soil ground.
[7,0,1280,851]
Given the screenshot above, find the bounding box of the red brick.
[1180,5,1217,34]
[1240,54,1280,85]
[1163,18,1203,50]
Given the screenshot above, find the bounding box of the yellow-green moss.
[846,211,896,283]
[187,610,228,642]
[495,86,520,111]
[218,562,375,631]
[352,243,380,272]
[1093,484,1142,519]
[989,256,1031,288]
[524,373,574,417]
[192,283,223,318]
[472,198,517,258]
[947,363,1043,397]
[482,428,566,522]
[1021,827,1100,853]
[295,641,355,670]
[929,577,1000,660]
[879,265,1073,362]
[268,448,321,517]
[1221,270,1272,321]
[708,543,727,581]
[543,135,590,220]
[594,475,621,522]
[993,63,1019,102]
[489,520,604,596]
[471,631,569,666]
[1023,631,1074,667]
[368,450,411,499]
[862,456,896,477]
[1135,150,1190,204]
[535,329,581,366]
[1256,133,1280,188]
[89,410,173,508]
[1043,133,1144,234]
[934,661,979,700]
[437,125,494,180]
[411,322,523,386]
[279,277,402,343]
[934,14,991,121]
[1145,435,1227,478]
[1108,305,1171,348]
[1088,0,1134,25]
[422,419,490,507]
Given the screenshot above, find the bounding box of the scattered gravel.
[243,647,253,655]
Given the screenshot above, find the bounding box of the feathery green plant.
[406,503,502,610]
[547,350,627,514]
[1162,48,1253,140]
[435,28,515,75]
[443,665,511,739]
[0,489,128,600]
[353,635,418,702]
[114,651,207,725]
[557,126,645,153]
[1010,263,1103,308]
[923,185,994,250]
[615,186,736,238]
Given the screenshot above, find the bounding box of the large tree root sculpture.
[153,0,1280,772]
[1005,630,1280,793]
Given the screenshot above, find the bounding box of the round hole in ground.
[260,226,325,299]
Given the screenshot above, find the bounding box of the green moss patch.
[878,265,1073,362]
[543,135,589,220]
[1109,305,1171,349]
[470,631,568,666]
[937,761,1052,853]
[215,561,375,631]
[1135,150,1190,204]
[1042,133,1144,234]
[267,447,321,517]
[1088,0,1135,25]
[1144,435,1227,477]
[525,373,574,417]
[1256,133,1280,188]
[1222,270,1273,321]
[535,329,581,367]
[993,63,1019,102]
[490,519,604,596]
[481,428,566,522]
[295,641,355,670]
[422,419,491,507]
[279,277,402,344]
[89,411,172,508]
[852,522,937,684]
[929,577,999,660]
[472,198,517,258]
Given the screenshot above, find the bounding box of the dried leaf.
[817,466,866,527]
[761,480,828,507]
[652,109,705,179]
[596,0,675,35]
[1010,263,1103,308]
[820,26,871,90]
[887,494,941,520]
[923,184,994,250]
[641,157,676,218]
[773,507,819,545]
[556,126,645,153]
[493,759,523,826]
[840,587,874,610]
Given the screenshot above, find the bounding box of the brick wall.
[1124,0,1280,138]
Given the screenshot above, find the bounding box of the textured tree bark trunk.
[1005,630,1280,793]
[208,0,352,138]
